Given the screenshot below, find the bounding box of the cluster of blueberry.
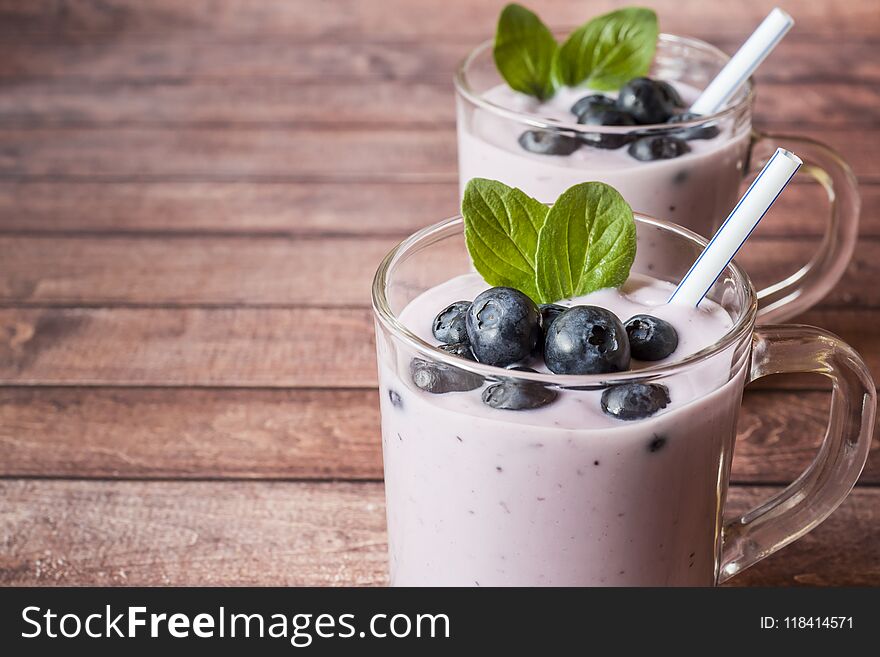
[518,77,720,161]
[411,286,678,420]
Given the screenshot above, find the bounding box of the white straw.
[669,148,802,307]
[690,8,794,116]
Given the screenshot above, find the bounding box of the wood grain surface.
[1,480,877,586]
[0,0,877,587]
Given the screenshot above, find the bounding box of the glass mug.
[371,214,875,587]
[455,34,860,323]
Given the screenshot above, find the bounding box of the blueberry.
[628,135,690,161]
[438,341,476,361]
[482,379,557,410]
[624,314,679,361]
[466,287,542,367]
[518,130,581,156]
[577,108,636,150]
[667,111,720,140]
[410,358,483,394]
[655,80,685,109]
[616,77,680,124]
[535,303,567,357]
[432,301,471,344]
[570,94,616,120]
[601,383,670,420]
[539,303,567,330]
[544,306,631,374]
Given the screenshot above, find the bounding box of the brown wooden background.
[0,0,877,586]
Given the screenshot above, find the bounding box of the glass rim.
[453,33,756,135]
[371,213,758,387]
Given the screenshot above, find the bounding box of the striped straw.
[669,148,802,307]
[690,8,794,116]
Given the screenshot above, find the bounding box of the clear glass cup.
[455,34,860,323]
[372,214,875,587]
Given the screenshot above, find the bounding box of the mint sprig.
[554,8,658,91]
[535,182,636,301]
[492,4,658,99]
[493,4,558,101]
[462,179,637,304]
[462,178,549,301]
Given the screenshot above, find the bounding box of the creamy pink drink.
[379,272,741,586]
[457,82,750,232]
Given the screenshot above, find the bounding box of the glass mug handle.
[718,325,876,583]
[746,132,860,323]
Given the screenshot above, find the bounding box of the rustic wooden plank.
[0,180,875,238]
[0,39,875,84]
[0,234,876,307]
[0,235,392,306]
[0,388,876,484]
[0,387,384,479]
[0,0,876,38]
[0,480,875,586]
[0,79,873,127]
[0,127,872,181]
[0,307,875,387]
[0,307,376,387]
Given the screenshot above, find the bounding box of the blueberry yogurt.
[379,272,744,586]
[457,79,750,235]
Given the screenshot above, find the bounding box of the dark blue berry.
[518,130,581,156]
[616,77,680,124]
[466,287,542,367]
[482,379,557,410]
[570,94,616,120]
[432,301,471,344]
[667,111,720,140]
[438,341,476,360]
[656,80,685,109]
[577,108,636,150]
[625,314,679,361]
[628,135,690,161]
[601,383,670,420]
[544,306,631,375]
[539,303,567,330]
[410,358,483,394]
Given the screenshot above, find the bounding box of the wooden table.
[0,0,877,587]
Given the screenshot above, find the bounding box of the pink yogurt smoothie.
[457,82,751,235]
[378,273,744,586]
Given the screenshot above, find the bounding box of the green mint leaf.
[535,182,636,302]
[493,4,558,100]
[553,7,658,91]
[462,178,549,301]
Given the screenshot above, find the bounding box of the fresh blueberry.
[438,341,476,361]
[577,108,637,149]
[539,303,567,331]
[625,314,679,361]
[628,135,690,161]
[667,111,720,140]
[616,77,680,124]
[570,94,616,120]
[410,358,483,394]
[544,306,631,374]
[482,379,557,410]
[518,130,581,156]
[601,383,670,420]
[432,301,471,344]
[466,287,542,367]
[534,303,568,357]
[655,79,685,109]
